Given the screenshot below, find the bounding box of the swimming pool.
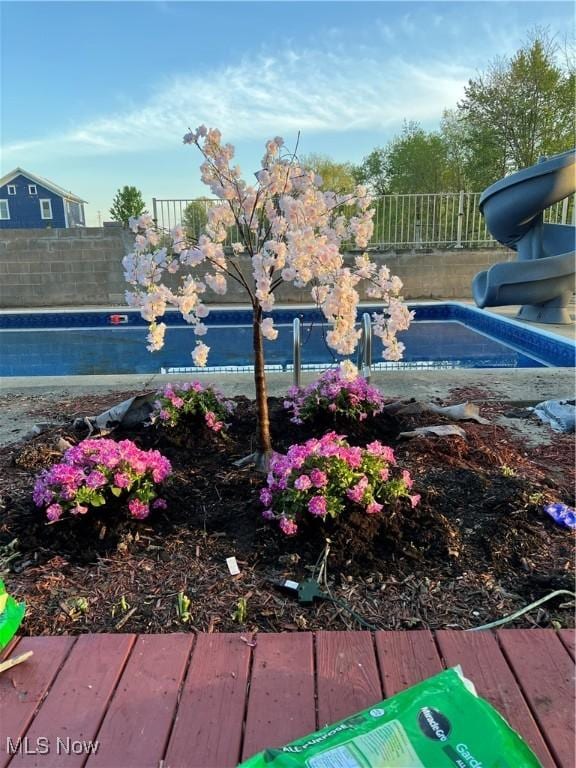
[0,303,574,377]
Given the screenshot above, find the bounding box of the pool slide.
[473,148,576,324]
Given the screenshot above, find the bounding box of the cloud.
[2,45,471,163]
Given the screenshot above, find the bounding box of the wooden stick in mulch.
[0,651,34,674]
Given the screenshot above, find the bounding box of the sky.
[1,1,573,225]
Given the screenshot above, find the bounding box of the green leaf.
[111,487,122,497]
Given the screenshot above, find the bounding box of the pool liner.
[238,666,541,767]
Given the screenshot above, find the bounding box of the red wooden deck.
[1,630,574,768]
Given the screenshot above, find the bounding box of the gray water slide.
[473,149,575,324]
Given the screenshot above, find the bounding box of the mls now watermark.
[6,737,100,756]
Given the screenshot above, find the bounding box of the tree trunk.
[252,304,273,472]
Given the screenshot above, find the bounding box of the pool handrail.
[357,312,373,382]
[293,317,301,387]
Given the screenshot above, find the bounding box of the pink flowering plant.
[124,126,413,469]
[284,361,385,425]
[260,432,420,536]
[151,381,235,434]
[33,439,172,523]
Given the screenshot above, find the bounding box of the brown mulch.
[0,390,574,636]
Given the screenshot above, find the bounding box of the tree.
[384,121,453,194]
[300,154,357,194]
[182,200,209,242]
[353,148,389,196]
[110,186,147,227]
[439,109,474,191]
[124,127,412,470]
[354,122,463,195]
[457,30,575,188]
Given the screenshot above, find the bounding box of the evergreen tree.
[110,186,147,227]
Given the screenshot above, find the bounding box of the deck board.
[558,628,575,660]
[84,634,192,768]
[316,630,382,727]
[0,630,572,768]
[497,629,575,768]
[241,633,315,760]
[8,634,135,768]
[0,637,75,768]
[436,629,556,768]
[163,634,250,768]
[375,629,443,696]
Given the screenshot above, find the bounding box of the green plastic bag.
[0,579,26,650]
[239,667,541,767]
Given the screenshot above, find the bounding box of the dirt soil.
[0,387,574,636]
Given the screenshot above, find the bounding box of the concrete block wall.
[0,228,130,308]
[0,227,512,308]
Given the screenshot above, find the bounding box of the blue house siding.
[0,174,66,229]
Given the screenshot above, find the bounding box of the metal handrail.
[357,313,373,382]
[292,317,301,387]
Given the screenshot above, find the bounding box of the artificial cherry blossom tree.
[123,127,413,470]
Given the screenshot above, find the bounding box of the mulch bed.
[0,388,574,635]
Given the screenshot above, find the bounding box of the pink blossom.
[46,504,63,522]
[114,472,131,489]
[205,411,224,432]
[260,487,273,507]
[379,467,390,482]
[409,494,421,508]
[128,498,150,520]
[309,469,328,488]
[294,475,312,491]
[402,470,414,489]
[279,517,298,535]
[346,476,368,504]
[308,495,327,517]
[366,501,383,515]
[86,471,107,489]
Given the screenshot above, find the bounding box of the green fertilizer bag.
[238,667,541,768]
[0,579,26,650]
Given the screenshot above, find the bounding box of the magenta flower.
[346,476,368,503]
[33,437,171,523]
[114,472,131,489]
[128,498,150,520]
[46,503,63,522]
[308,496,327,517]
[279,517,298,535]
[260,487,273,506]
[294,474,312,491]
[86,470,107,489]
[409,494,421,508]
[260,432,418,536]
[310,469,328,488]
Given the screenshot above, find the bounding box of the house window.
[0,200,10,220]
[28,185,37,195]
[40,199,53,219]
[7,185,16,195]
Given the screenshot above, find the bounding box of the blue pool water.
[0,304,574,377]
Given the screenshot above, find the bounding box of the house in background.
[0,168,87,229]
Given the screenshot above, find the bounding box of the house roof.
[0,167,88,203]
